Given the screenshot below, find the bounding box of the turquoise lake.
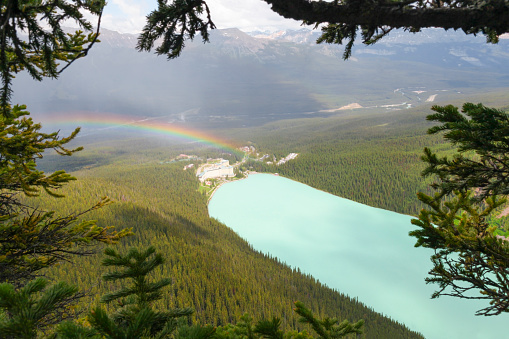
[208,173,505,339]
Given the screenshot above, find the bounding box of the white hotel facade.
[197,159,235,182]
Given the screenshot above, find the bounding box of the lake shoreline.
[207,171,273,204]
[207,172,257,204]
[208,172,415,218]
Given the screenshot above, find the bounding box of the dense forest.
[25,133,424,338]
[5,0,509,336]
[27,94,509,337]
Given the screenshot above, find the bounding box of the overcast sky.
[99,0,308,33]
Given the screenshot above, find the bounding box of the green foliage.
[214,302,362,339]
[85,246,213,339]
[0,105,132,285]
[422,103,509,201]
[254,317,284,339]
[51,321,98,339]
[175,324,216,339]
[0,105,82,199]
[100,247,173,308]
[411,103,509,316]
[410,191,509,316]
[316,24,357,60]
[0,114,131,331]
[293,301,363,338]
[0,278,80,337]
[0,196,131,284]
[317,24,395,59]
[137,0,216,59]
[0,0,130,336]
[0,0,104,113]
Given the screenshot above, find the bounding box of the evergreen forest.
[30,129,426,338]
[21,89,508,337]
[5,0,509,336]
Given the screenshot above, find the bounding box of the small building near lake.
[197,159,235,182]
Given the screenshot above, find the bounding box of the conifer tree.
[0,0,104,113]
[0,105,131,285]
[254,317,284,339]
[0,2,128,328]
[214,303,362,339]
[84,246,215,339]
[0,0,130,297]
[293,301,364,338]
[0,278,80,338]
[420,103,509,200]
[410,103,509,316]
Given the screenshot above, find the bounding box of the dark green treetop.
[293,301,364,338]
[214,302,363,339]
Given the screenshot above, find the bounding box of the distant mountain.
[249,28,320,44]
[249,27,487,45]
[13,27,509,130]
[96,28,139,48]
[250,28,509,69]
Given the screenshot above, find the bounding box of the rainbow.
[42,111,240,153]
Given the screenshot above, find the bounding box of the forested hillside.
[232,95,509,216]
[5,0,509,336]
[27,157,422,338]
[233,106,441,215]
[25,89,508,339]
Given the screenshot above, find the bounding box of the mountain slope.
[29,149,424,338]
[12,28,509,129]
